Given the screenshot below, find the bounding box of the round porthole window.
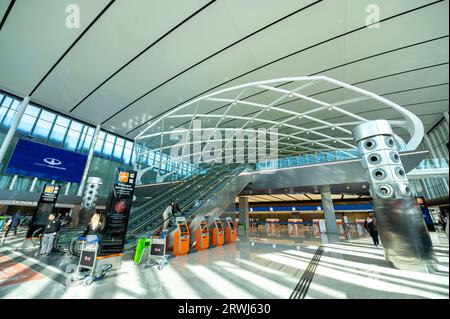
[368,153,381,165]
[377,184,393,198]
[364,139,377,150]
[394,167,406,179]
[385,136,395,147]
[389,151,400,163]
[372,169,386,180]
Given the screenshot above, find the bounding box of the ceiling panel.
[32,0,209,113]
[0,0,110,97]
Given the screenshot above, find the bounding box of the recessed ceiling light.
[289,94,293,98]
[299,115,303,119]
[331,127,335,130]
[306,131,310,134]
[334,140,337,143]
[328,107,333,111]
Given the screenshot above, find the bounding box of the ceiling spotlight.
[346,186,350,189]
[289,94,293,98]
[334,140,337,143]
[251,120,254,123]
[328,107,333,111]
[299,115,303,119]
[331,127,335,130]
[306,131,310,135]
[311,142,314,145]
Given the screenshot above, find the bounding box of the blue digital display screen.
[5,139,88,183]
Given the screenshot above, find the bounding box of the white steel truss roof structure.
[134,76,424,161]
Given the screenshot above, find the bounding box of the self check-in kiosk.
[193,216,209,251]
[211,217,224,247]
[167,217,190,256]
[225,217,236,243]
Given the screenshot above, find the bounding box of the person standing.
[364,213,380,248]
[40,213,61,256]
[162,203,173,231]
[4,211,22,239]
[81,212,102,242]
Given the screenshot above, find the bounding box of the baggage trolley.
[66,239,112,286]
[144,234,169,271]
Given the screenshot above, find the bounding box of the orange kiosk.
[194,216,209,251]
[211,217,224,247]
[225,217,236,243]
[167,217,190,256]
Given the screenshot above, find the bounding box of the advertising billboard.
[5,139,87,183]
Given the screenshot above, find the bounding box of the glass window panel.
[82,134,93,152]
[55,115,70,127]
[32,117,53,140]
[316,153,326,163]
[2,109,16,127]
[48,124,67,147]
[326,151,336,161]
[305,154,315,164]
[122,147,132,165]
[17,113,37,134]
[102,134,115,157]
[113,143,123,160]
[39,110,56,123]
[25,105,40,117]
[0,106,8,125]
[2,96,13,108]
[64,128,81,151]
[69,120,83,132]
[94,131,106,154]
[10,100,20,110]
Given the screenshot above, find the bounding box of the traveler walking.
[4,211,22,239]
[40,213,61,256]
[364,213,380,248]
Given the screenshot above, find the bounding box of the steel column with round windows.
[353,120,437,272]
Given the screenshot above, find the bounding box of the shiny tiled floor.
[0,230,448,299]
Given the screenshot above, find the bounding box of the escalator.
[123,163,252,249]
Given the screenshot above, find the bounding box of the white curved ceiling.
[0,0,448,155]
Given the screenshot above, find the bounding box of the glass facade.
[0,91,195,195]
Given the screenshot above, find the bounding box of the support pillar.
[320,185,339,242]
[29,177,38,192]
[65,182,71,195]
[0,96,30,165]
[77,124,101,196]
[352,120,436,272]
[8,175,18,190]
[238,196,249,235]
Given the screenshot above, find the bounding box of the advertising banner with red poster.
[288,219,304,237]
[100,167,136,256]
[265,219,279,236]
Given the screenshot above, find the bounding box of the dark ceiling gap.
[29,0,116,96]
[99,0,323,124]
[0,0,15,31]
[70,0,217,113]
[126,0,445,135]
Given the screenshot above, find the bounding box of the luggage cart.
[66,239,112,286]
[144,234,169,271]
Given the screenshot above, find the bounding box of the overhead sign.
[5,139,87,183]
